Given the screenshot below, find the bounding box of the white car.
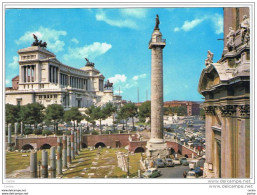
[173,158,181,165]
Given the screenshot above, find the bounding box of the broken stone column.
[77,129,80,152]
[30,151,37,178]
[20,121,23,137]
[80,126,83,150]
[74,131,78,155]
[7,124,12,151]
[67,136,71,165]
[14,122,18,146]
[62,135,67,168]
[49,146,56,178]
[57,137,62,175]
[41,150,48,178]
[71,130,75,159]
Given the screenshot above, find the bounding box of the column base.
[146,140,169,160]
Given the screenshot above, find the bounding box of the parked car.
[180,157,189,166]
[173,158,181,165]
[165,158,175,167]
[186,171,197,178]
[194,167,203,177]
[154,158,165,168]
[142,168,161,178]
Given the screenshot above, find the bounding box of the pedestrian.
[183,170,187,178]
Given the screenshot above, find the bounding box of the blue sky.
[5,8,224,102]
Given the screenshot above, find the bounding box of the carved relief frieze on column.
[203,106,216,115]
[238,105,250,118]
[219,105,237,117]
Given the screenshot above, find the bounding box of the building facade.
[198,8,250,178]
[164,100,200,116]
[6,44,122,109]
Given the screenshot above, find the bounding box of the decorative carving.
[203,106,215,115]
[240,15,250,44]
[31,34,47,48]
[154,14,160,30]
[238,105,250,118]
[85,58,95,67]
[104,80,113,89]
[219,105,237,117]
[205,50,214,66]
[226,27,235,51]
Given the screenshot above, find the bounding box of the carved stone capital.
[219,105,237,117]
[203,106,215,115]
[238,105,250,118]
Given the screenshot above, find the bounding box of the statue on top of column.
[85,58,95,67]
[240,15,250,44]
[154,14,160,30]
[31,34,47,48]
[226,27,235,52]
[205,50,214,67]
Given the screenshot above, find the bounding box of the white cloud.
[174,27,180,32]
[120,8,147,18]
[132,73,146,80]
[6,79,10,85]
[108,74,127,84]
[173,14,224,34]
[96,10,138,29]
[71,38,79,44]
[210,14,223,34]
[15,26,67,52]
[8,56,19,69]
[63,42,112,61]
[181,18,204,31]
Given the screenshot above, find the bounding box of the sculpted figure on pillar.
[240,15,250,44]
[154,14,160,30]
[226,27,235,51]
[205,50,214,67]
[85,58,95,67]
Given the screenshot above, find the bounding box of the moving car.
[194,167,203,177]
[154,158,165,168]
[142,168,161,178]
[165,158,175,167]
[180,157,189,166]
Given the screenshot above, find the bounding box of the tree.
[45,104,64,132]
[19,103,45,130]
[92,106,109,133]
[85,105,97,131]
[116,105,130,130]
[138,101,151,123]
[64,107,83,130]
[123,103,138,130]
[103,103,117,130]
[5,104,20,125]
[200,108,205,119]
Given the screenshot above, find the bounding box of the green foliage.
[19,103,45,127]
[164,106,187,116]
[42,129,52,136]
[64,107,83,125]
[91,130,99,135]
[45,104,64,131]
[33,129,42,135]
[138,101,151,122]
[24,127,33,135]
[5,104,20,124]
[200,108,205,119]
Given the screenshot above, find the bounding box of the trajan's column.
[146,15,169,159]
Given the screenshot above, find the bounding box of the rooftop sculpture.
[226,27,235,52]
[205,50,214,67]
[85,58,95,67]
[104,80,113,89]
[240,15,250,44]
[31,34,47,48]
